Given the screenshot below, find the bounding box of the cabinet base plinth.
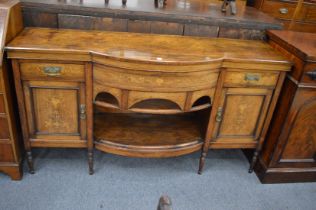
[255,158,316,183]
[0,163,23,181]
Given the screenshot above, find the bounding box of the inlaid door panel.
[212,88,273,146]
[278,88,316,167]
[22,81,86,140]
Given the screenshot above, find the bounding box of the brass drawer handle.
[216,107,223,122]
[306,70,316,80]
[80,104,86,120]
[244,74,260,81]
[279,8,289,14]
[43,66,62,76]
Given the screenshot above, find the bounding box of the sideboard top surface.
[6,27,291,67]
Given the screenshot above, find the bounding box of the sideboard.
[0,0,24,180]
[5,27,291,174]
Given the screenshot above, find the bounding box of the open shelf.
[94,97,211,114]
[94,112,207,157]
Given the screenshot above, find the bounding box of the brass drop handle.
[43,66,62,76]
[80,104,86,120]
[216,107,223,122]
[279,8,289,14]
[306,70,316,80]
[244,74,260,81]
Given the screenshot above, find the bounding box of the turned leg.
[249,151,258,173]
[26,150,35,174]
[88,150,94,175]
[198,137,211,175]
[198,150,207,174]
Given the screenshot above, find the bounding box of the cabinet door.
[22,80,86,147]
[277,88,316,167]
[212,88,273,148]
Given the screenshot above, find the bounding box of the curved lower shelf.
[94,100,211,115]
[94,112,204,158]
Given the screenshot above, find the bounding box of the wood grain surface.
[6,28,290,67]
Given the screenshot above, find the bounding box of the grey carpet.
[0,149,315,210]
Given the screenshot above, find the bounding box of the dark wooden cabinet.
[255,30,316,183]
[0,0,24,180]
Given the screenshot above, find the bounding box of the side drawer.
[19,62,85,81]
[261,1,301,21]
[223,71,279,88]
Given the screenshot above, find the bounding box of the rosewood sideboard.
[4,27,291,175]
[255,30,316,183]
[0,0,23,180]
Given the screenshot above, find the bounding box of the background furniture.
[5,28,290,174]
[0,0,24,180]
[255,30,316,183]
[254,0,316,32]
[157,195,172,210]
[19,0,282,40]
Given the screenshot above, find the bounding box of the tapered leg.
[26,150,35,174]
[88,150,94,175]
[198,150,207,174]
[249,151,258,173]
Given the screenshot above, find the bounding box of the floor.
[0,149,315,210]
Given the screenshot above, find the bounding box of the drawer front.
[305,4,316,22]
[223,71,279,87]
[20,62,85,81]
[261,1,316,23]
[94,64,219,92]
[261,1,298,20]
[302,62,316,85]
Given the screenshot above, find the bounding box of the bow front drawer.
[223,71,279,88]
[19,62,85,81]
